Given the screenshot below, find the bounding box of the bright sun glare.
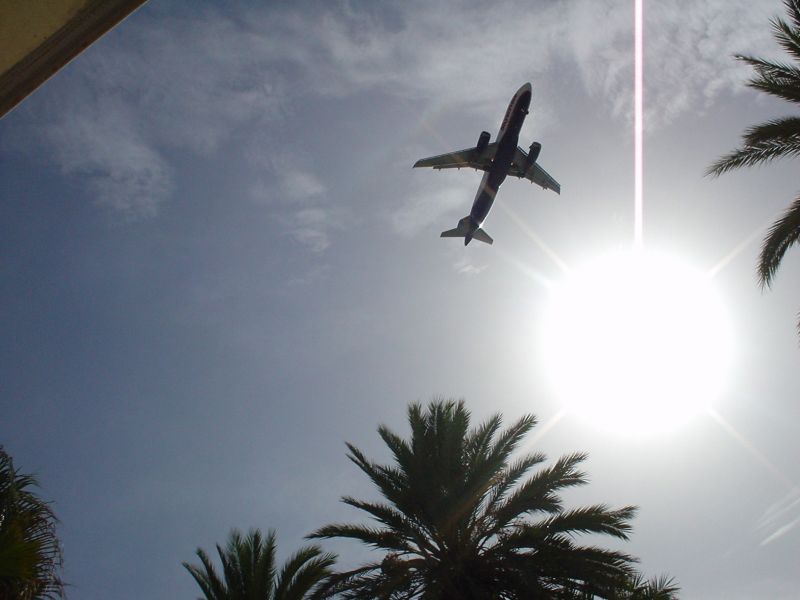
[541,249,734,436]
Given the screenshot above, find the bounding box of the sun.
[540,248,734,436]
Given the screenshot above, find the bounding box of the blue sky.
[3,0,800,598]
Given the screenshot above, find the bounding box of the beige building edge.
[0,0,147,119]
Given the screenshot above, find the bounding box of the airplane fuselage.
[466,83,531,239]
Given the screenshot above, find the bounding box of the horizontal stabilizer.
[440,227,464,238]
[472,228,493,245]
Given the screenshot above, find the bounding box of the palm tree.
[708,0,800,310]
[310,399,640,599]
[183,528,336,600]
[0,446,65,600]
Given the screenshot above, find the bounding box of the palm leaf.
[742,116,800,146]
[0,448,64,599]
[708,0,800,332]
[491,451,588,532]
[535,504,637,540]
[309,523,410,552]
[706,137,800,175]
[183,549,226,600]
[338,498,436,556]
[184,528,334,600]
[759,193,800,288]
[274,546,335,600]
[772,12,800,62]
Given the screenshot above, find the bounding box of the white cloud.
[249,169,326,205]
[564,0,777,128]
[295,0,780,128]
[280,170,326,200]
[23,7,292,218]
[42,96,171,217]
[249,163,332,252]
[270,205,347,254]
[289,208,332,252]
[453,254,488,276]
[248,151,327,205]
[15,0,787,220]
[287,1,565,114]
[640,1,779,127]
[391,182,473,237]
[757,488,800,546]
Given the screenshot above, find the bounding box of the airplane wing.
[509,146,561,194]
[413,143,497,171]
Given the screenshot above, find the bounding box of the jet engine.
[527,142,542,168]
[476,131,491,154]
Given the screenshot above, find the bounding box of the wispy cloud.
[639,1,778,127]
[249,152,327,204]
[249,160,334,253]
[285,207,337,253]
[17,6,291,218]
[452,253,488,276]
[42,96,172,217]
[391,182,472,237]
[757,487,800,546]
[295,0,778,126]
[8,0,782,223]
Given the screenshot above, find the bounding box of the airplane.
[413,82,560,245]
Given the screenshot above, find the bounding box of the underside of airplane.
[413,83,560,245]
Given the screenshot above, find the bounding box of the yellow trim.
[0,0,147,119]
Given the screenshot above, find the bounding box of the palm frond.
[709,0,800,333]
[771,12,800,62]
[706,137,800,176]
[309,523,409,552]
[183,549,225,600]
[314,560,418,600]
[738,55,800,84]
[484,452,547,513]
[345,444,406,507]
[537,504,637,540]
[376,426,412,472]
[745,74,800,105]
[785,0,800,30]
[464,413,503,465]
[274,545,336,600]
[339,497,435,556]
[0,448,64,599]
[623,572,680,599]
[185,528,330,600]
[759,193,800,287]
[491,451,588,531]
[216,536,240,596]
[741,116,800,146]
[487,414,537,463]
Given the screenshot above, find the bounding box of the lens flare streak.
[634,0,644,248]
[708,408,797,491]
[499,203,570,273]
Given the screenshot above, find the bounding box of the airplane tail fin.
[440,216,493,245]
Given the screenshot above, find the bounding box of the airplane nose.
[520,91,531,112]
